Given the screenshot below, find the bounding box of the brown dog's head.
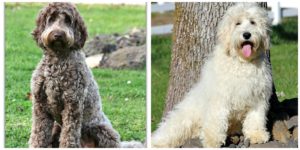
[32,2,87,53]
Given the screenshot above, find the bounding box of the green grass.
[151,36,172,131]
[270,17,298,101]
[151,17,298,131]
[5,3,146,148]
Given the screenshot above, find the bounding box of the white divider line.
[146,1,152,148]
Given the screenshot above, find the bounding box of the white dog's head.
[216,3,270,61]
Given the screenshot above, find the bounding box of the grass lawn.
[151,17,298,131]
[151,36,172,131]
[5,3,146,148]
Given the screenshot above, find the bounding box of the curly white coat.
[152,3,272,148]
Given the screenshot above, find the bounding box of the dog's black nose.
[53,31,65,39]
[243,32,251,40]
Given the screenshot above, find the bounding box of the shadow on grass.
[272,25,298,43]
[271,17,298,44]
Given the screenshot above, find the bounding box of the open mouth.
[241,41,254,58]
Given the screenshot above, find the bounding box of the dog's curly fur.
[152,3,272,148]
[29,2,120,148]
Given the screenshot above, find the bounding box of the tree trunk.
[163,2,274,116]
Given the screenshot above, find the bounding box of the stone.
[182,138,203,148]
[83,35,118,57]
[286,139,298,147]
[272,120,291,143]
[230,135,240,145]
[83,28,146,57]
[228,144,236,148]
[243,139,250,147]
[85,54,103,68]
[286,116,298,129]
[237,136,244,147]
[250,141,285,148]
[100,45,146,70]
[292,127,298,141]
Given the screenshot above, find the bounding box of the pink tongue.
[242,44,252,58]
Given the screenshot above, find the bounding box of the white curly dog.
[152,3,272,148]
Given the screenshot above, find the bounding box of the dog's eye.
[236,22,241,26]
[250,20,256,25]
[65,16,72,25]
[48,16,55,23]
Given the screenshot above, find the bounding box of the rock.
[116,28,146,49]
[239,136,244,143]
[230,135,240,145]
[100,45,146,69]
[272,120,290,143]
[287,116,298,129]
[82,28,146,70]
[83,28,146,57]
[228,144,236,148]
[237,136,244,148]
[292,127,298,141]
[250,141,285,148]
[85,54,103,68]
[182,138,203,148]
[287,139,298,147]
[243,139,250,147]
[83,35,118,57]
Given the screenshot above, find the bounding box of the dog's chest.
[215,58,272,108]
[43,61,77,120]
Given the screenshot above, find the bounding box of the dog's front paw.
[244,130,269,144]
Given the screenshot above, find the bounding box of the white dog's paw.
[244,130,270,144]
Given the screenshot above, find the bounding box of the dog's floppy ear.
[71,5,88,50]
[262,31,270,51]
[32,5,48,49]
[259,9,271,52]
[216,13,233,55]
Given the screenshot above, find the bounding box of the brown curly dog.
[28,2,120,148]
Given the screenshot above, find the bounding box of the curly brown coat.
[28,2,120,148]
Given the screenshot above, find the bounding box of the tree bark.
[163,2,274,116]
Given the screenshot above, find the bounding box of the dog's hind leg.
[151,98,201,148]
